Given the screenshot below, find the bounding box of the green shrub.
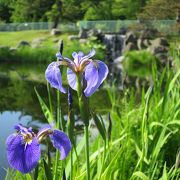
[123,50,157,78]
[0,46,56,63]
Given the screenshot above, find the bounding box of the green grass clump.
[123,50,157,78]
[0,46,56,63]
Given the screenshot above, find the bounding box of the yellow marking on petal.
[21,132,33,144]
[93,61,99,69]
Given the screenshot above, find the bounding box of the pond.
[0,62,111,178]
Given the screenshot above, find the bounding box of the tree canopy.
[0,0,178,23]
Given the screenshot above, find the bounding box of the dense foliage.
[0,0,179,24]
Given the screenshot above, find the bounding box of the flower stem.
[57,90,65,131]
[47,81,53,116]
[76,74,90,180]
[85,125,90,180]
[57,90,61,129]
[70,150,73,180]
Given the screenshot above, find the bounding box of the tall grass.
[5,48,180,179]
[69,49,180,179]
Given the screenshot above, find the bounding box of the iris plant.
[45,49,108,180]
[6,124,71,174]
[45,49,109,97]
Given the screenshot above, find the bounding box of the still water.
[0,62,48,178]
[0,62,110,178]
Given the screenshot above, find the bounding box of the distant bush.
[0,46,56,63]
[123,50,157,78]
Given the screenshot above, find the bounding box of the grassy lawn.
[0,30,105,62]
[0,30,51,46]
[0,30,79,47]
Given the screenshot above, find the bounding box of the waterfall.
[103,34,126,89]
[103,34,126,62]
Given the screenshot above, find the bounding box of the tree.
[10,0,33,22]
[62,0,85,22]
[82,0,149,20]
[9,0,55,22]
[112,0,149,20]
[138,0,180,20]
[0,2,11,22]
[83,0,113,20]
[46,0,62,28]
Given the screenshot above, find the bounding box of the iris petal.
[56,52,73,64]
[84,60,108,97]
[49,130,72,160]
[72,52,79,66]
[72,52,78,59]
[84,62,99,96]
[45,62,66,93]
[72,52,84,66]
[81,49,96,61]
[67,68,77,90]
[37,125,52,139]
[14,124,30,133]
[6,134,40,174]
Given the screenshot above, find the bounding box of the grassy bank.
[0,30,105,62]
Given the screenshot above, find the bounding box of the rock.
[137,38,146,50]
[51,28,61,35]
[139,28,159,39]
[156,53,168,60]
[148,45,168,54]
[156,53,170,66]
[9,47,17,52]
[52,38,59,43]
[176,15,180,23]
[87,29,98,37]
[143,39,151,47]
[124,42,138,52]
[148,37,169,53]
[125,31,137,45]
[119,27,127,35]
[150,37,169,47]
[148,39,169,66]
[79,39,88,43]
[31,37,46,48]
[87,29,104,41]
[17,41,30,48]
[87,29,101,37]
[78,28,88,39]
[68,35,79,41]
[0,46,9,50]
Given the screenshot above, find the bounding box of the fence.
[79,20,179,35]
[0,22,53,31]
[0,20,179,35]
[0,22,79,32]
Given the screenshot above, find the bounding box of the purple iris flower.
[6,124,71,174]
[45,49,109,97]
